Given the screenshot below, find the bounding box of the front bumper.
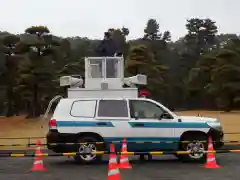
[208,128,224,149]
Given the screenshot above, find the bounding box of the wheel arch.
[179,130,208,144]
[76,132,105,142]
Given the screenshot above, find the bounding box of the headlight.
[207,121,222,131]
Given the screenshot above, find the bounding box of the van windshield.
[153,99,177,117]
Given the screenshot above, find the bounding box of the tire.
[74,136,104,164]
[177,133,208,163]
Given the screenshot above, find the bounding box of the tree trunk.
[25,101,33,118]
[14,101,19,116]
[6,85,14,117]
[27,83,40,118]
[32,83,40,117]
[224,98,233,112]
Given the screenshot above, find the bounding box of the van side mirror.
[159,112,172,119]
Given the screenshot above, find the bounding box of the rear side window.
[71,100,96,117]
[97,100,128,118]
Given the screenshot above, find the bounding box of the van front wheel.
[74,136,103,164]
[177,133,207,162]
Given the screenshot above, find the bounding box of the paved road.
[0,145,240,180]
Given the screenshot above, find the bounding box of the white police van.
[46,56,224,164]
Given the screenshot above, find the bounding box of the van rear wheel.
[74,136,103,164]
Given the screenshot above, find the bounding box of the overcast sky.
[0,0,239,41]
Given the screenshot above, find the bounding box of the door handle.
[96,122,107,126]
[133,123,144,127]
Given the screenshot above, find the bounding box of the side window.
[129,100,164,119]
[70,100,96,117]
[97,100,129,118]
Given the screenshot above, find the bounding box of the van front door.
[128,99,175,151]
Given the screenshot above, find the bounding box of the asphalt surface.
[0,145,240,180]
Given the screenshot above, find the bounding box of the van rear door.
[69,100,97,134]
[95,99,130,151]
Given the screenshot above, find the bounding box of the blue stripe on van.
[56,121,209,128]
[128,122,210,128]
[56,121,114,127]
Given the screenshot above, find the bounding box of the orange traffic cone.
[204,136,220,169]
[118,138,132,169]
[108,144,121,180]
[31,140,47,171]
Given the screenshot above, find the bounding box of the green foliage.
[25,26,50,36]
[16,26,60,117]
[144,19,161,40]
[126,44,153,73]
[208,50,240,111]
[0,34,24,116]
[184,18,218,56]
[126,44,169,101]
[187,47,240,111]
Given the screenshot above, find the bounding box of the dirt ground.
[0,110,239,150]
[0,115,48,150]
